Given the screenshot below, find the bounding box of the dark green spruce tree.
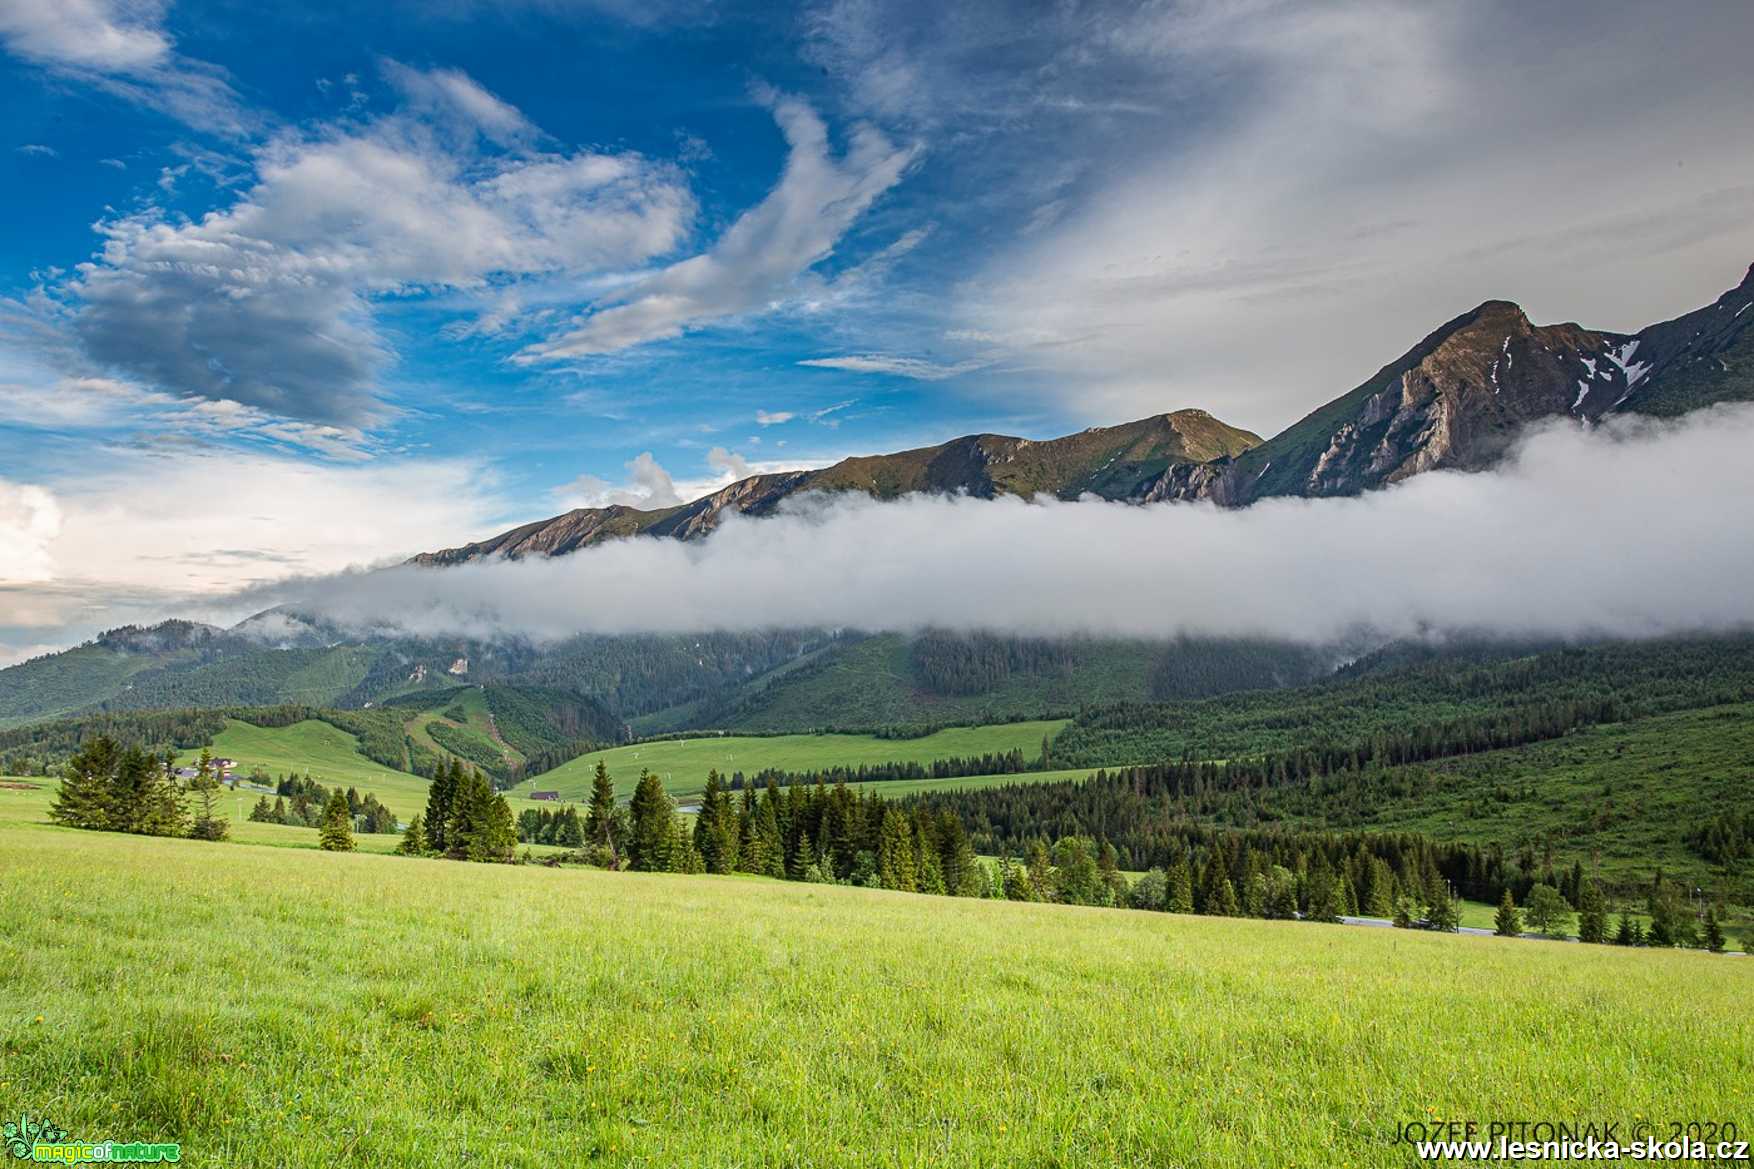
[1576,879,1608,944]
[584,760,619,864]
[318,789,355,852]
[50,736,121,831]
[626,769,673,872]
[446,768,515,862]
[423,759,460,853]
[1494,889,1522,937]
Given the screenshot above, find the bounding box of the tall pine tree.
[423,759,459,853]
[626,769,673,872]
[318,789,355,851]
[584,760,619,863]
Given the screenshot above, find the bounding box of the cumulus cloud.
[553,452,685,510]
[0,480,62,584]
[67,65,694,424]
[238,406,1754,645]
[516,94,917,360]
[0,0,168,71]
[706,446,752,480]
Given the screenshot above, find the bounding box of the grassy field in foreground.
[2,822,1748,1168]
[509,720,1070,799]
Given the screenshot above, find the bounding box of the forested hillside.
[919,696,1754,907]
[651,632,1330,733]
[1046,636,1754,766]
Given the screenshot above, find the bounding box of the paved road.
[1342,914,1495,938]
[1340,912,1494,933]
[1338,915,1746,952]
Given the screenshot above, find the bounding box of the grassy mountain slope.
[174,718,428,802]
[2,824,1747,1168]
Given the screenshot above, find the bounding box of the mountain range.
[418,261,1754,563]
[4,261,1752,740]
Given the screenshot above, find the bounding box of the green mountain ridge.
[411,409,1261,565]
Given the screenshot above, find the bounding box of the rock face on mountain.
[1145,264,1754,506]
[1613,262,1754,417]
[412,410,1262,565]
[1145,302,1636,506]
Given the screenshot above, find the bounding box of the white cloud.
[0,480,62,584]
[516,94,917,360]
[755,410,794,425]
[0,0,169,73]
[380,59,539,148]
[0,451,511,643]
[15,143,57,157]
[553,452,684,510]
[947,0,1754,432]
[67,65,694,425]
[706,446,752,480]
[0,375,174,429]
[0,0,250,134]
[246,405,1754,644]
[551,446,837,515]
[798,354,986,381]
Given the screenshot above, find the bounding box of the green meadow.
[175,718,421,793]
[507,720,1069,799]
[167,718,560,826]
[1,814,1748,1168]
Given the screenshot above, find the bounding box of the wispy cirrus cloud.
[515,93,918,361]
[798,354,986,381]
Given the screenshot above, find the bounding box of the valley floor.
[2,819,1748,1168]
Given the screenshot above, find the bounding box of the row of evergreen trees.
[549,763,989,896]
[1494,873,1732,950]
[724,747,1037,791]
[248,780,396,835]
[50,739,229,841]
[517,804,585,847]
[920,773,1515,900]
[401,758,517,862]
[686,769,984,893]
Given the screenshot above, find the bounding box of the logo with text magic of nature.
[4,1112,179,1164]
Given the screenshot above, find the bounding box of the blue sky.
[2,0,1754,660]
